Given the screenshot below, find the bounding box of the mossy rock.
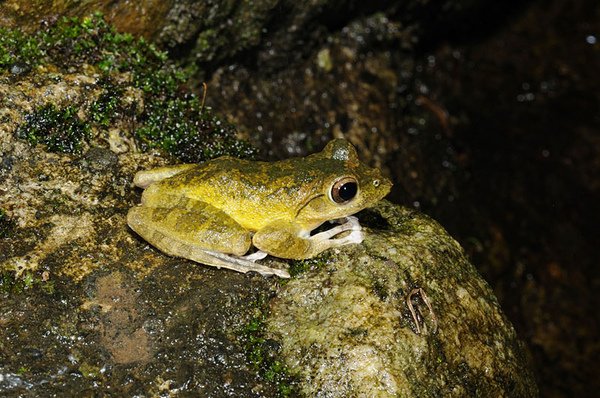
[267,201,538,397]
[0,14,257,162]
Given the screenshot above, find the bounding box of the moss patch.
[136,95,257,162]
[15,104,90,154]
[0,13,162,79]
[0,270,55,296]
[241,296,298,397]
[2,13,257,162]
[288,252,332,277]
[88,79,125,128]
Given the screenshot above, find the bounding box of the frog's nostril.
[373,179,380,187]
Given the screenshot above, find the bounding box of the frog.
[127,139,392,278]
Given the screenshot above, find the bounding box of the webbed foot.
[242,250,269,261]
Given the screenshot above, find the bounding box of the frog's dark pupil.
[339,182,357,201]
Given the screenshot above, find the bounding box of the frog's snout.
[375,175,393,197]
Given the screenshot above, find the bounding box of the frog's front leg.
[252,216,364,260]
[311,216,363,245]
[127,200,290,278]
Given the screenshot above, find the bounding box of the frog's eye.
[330,177,358,203]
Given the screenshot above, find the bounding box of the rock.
[0,19,276,396]
[267,201,538,397]
[0,11,538,398]
[0,1,512,71]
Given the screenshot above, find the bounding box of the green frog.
[127,139,391,278]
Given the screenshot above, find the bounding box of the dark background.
[408,1,599,395]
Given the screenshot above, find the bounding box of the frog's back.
[140,157,319,230]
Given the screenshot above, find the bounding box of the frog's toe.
[242,250,268,262]
[336,228,364,245]
[312,216,362,241]
[203,250,290,278]
[344,215,361,229]
[341,217,364,244]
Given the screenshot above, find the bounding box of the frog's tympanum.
[127,139,392,277]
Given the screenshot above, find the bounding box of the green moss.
[3,13,258,162]
[1,272,22,294]
[78,362,101,379]
[1,13,157,81]
[0,271,55,296]
[135,96,257,162]
[15,104,90,154]
[288,252,332,277]
[89,80,125,127]
[195,30,219,59]
[0,13,183,97]
[23,272,34,288]
[0,29,42,68]
[241,297,298,397]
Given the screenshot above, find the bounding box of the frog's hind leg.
[242,250,268,261]
[127,201,289,278]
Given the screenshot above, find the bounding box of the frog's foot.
[203,250,289,278]
[252,216,365,260]
[312,215,364,246]
[242,250,269,261]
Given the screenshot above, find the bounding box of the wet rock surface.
[268,202,537,397]
[0,263,279,396]
[0,58,280,396]
[0,63,536,395]
[2,0,598,396]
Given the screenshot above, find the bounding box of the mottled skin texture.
[127,139,392,277]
